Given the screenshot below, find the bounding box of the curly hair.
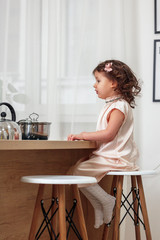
[93,60,141,108]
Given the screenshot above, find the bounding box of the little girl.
[68,60,141,229]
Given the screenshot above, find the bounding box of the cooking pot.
[18,112,51,140]
[0,102,22,140]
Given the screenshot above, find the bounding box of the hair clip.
[104,62,113,72]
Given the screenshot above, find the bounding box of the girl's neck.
[105,95,122,104]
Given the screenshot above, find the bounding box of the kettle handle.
[0,102,16,121]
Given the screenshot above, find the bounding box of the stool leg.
[102,175,118,240]
[72,185,88,240]
[136,176,152,240]
[112,175,124,240]
[58,185,66,240]
[29,184,45,240]
[131,176,141,240]
[51,185,58,237]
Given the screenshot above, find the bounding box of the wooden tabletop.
[0,140,97,150]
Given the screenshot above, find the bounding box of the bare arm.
[67,109,125,142]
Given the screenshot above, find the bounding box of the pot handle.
[0,102,16,121]
[29,112,39,121]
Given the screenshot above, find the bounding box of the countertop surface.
[0,140,97,150]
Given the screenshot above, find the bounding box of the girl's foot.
[94,207,104,228]
[103,195,116,224]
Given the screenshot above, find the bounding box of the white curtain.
[0,0,139,140]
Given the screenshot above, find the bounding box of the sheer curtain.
[0,0,139,140]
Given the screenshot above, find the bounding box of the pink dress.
[72,97,139,186]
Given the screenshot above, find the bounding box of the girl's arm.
[67,109,125,142]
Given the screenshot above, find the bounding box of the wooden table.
[0,140,112,240]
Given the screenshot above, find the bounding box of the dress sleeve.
[107,100,128,122]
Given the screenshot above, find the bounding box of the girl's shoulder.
[107,99,130,116]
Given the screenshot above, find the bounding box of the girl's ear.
[111,80,118,88]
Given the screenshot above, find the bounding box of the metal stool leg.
[29,184,45,240]
[112,176,123,240]
[136,176,152,240]
[58,185,67,240]
[102,175,118,240]
[131,176,141,240]
[72,185,88,240]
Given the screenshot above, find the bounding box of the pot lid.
[18,112,51,125]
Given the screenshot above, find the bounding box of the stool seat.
[107,170,156,176]
[21,175,97,185]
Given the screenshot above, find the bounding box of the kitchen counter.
[0,140,113,239]
[0,139,96,150]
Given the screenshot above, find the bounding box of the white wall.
[125,0,160,239]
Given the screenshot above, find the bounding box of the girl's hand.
[67,133,85,141]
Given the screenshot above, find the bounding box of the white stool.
[21,175,97,240]
[102,170,156,240]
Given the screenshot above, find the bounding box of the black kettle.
[0,102,22,140]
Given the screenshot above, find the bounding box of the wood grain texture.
[131,176,141,240]
[112,176,124,240]
[136,176,152,240]
[28,184,45,240]
[58,185,66,240]
[72,185,88,240]
[0,140,96,150]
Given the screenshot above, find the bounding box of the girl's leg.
[81,184,116,224]
[80,188,103,229]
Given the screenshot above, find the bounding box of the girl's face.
[93,71,117,99]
